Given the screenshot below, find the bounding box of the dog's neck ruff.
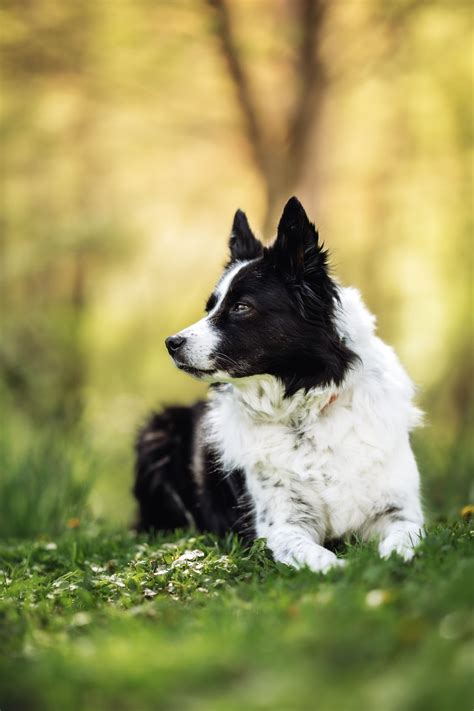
[210,375,344,427]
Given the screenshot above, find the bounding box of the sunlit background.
[1,0,472,533]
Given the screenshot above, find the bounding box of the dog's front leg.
[250,479,343,573]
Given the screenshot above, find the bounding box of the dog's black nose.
[165,335,186,355]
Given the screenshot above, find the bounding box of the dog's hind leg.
[134,404,251,539]
[134,406,200,533]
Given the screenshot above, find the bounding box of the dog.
[134,197,424,572]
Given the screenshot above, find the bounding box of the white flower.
[439,611,466,640]
[171,550,205,568]
[154,566,171,576]
[365,589,391,608]
[72,612,91,626]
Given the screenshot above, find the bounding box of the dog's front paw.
[316,555,346,574]
[307,548,346,574]
[378,530,421,562]
[276,544,345,574]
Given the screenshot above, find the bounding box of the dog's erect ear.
[229,209,263,262]
[272,197,323,278]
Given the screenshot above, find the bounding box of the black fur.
[134,402,254,539]
[228,209,263,263]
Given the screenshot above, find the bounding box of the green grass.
[0,424,94,539]
[0,422,472,710]
[0,522,472,711]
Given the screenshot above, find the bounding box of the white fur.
[212,261,250,313]
[176,316,220,371]
[203,286,424,573]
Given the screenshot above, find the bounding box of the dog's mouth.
[174,362,216,378]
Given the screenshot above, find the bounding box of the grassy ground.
[0,422,473,710]
[1,521,473,711]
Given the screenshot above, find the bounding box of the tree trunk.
[207,0,330,239]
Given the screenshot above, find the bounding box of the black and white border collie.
[134,197,424,572]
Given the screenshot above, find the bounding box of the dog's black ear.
[272,197,324,278]
[229,209,263,262]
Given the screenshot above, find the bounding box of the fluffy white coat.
[203,286,424,572]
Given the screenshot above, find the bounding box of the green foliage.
[413,428,474,517]
[0,420,93,539]
[0,523,472,710]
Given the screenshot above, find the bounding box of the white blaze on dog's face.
[165,261,249,377]
[165,198,357,395]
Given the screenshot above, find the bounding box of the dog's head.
[166,197,356,395]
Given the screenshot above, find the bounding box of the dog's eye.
[231,302,252,314]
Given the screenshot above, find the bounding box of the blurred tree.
[0,1,130,427]
[207,0,329,238]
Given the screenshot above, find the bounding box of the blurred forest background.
[1,0,472,533]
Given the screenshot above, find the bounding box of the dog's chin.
[174,361,240,384]
[174,361,217,380]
